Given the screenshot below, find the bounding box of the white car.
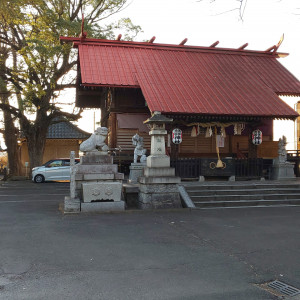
[32,158,80,183]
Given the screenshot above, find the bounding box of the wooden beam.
[110,112,117,148]
[110,107,149,113]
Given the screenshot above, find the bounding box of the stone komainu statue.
[80,127,109,153]
[132,133,147,163]
[278,135,287,163]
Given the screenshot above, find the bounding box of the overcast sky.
[113,0,300,78]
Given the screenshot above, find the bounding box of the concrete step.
[193,198,300,208]
[190,193,300,202]
[184,183,300,191]
[181,181,300,209]
[187,188,300,196]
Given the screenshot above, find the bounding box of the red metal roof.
[70,38,300,118]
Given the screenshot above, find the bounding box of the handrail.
[287,150,300,158]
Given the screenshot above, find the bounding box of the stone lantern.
[146,111,173,169]
[138,111,182,209]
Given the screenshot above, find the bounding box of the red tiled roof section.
[77,41,300,118]
[79,44,139,86]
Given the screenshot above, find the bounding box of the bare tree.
[197,0,248,20]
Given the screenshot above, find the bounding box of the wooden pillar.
[296,102,300,150]
[228,135,232,156]
[170,138,179,159]
[109,112,117,149]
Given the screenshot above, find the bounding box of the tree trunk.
[24,123,48,171]
[0,46,20,176]
[10,115,52,177]
[3,110,20,176]
[27,137,46,171]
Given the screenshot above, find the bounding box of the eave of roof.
[60,36,300,119]
[47,117,91,139]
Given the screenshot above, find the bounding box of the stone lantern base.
[138,167,182,209]
[138,112,182,210]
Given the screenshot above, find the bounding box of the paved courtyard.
[0,180,300,299]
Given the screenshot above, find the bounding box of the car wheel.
[34,174,45,183]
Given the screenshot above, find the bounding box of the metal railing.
[234,158,263,178]
[171,157,268,179]
[171,158,201,178]
[287,150,300,158]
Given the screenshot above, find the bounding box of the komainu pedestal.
[271,160,295,180]
[271,136,296,180]
[78,152,125,212]
[64,149,125,213]
[129,163,146,183]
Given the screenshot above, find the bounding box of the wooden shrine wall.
[177,130,274,158]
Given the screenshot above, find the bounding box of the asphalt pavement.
[0,180,300,300]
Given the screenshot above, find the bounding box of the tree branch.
[56,83,76,90]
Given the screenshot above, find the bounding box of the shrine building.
[60,34,300,179]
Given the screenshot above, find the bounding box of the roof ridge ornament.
[265,34,284,53]
[179,38,188,45]
[238,43,248,50]
[149,36,156,43]
[80,13,87,42]
[210,41,219,48]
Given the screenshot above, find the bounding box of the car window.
[64,159,80,165]
[48,160,63,168]
[43,160,52,166]
[64,160,70,166]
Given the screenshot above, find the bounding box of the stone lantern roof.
[143,112,173,125]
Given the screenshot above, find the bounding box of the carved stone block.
[144,167,175,177]
[76,164,118,174]
[147,155,170,168]
[138,191,181,209]
[82,182,122,203]
[83,173,114,180]
[80,154,113,165]
[139,183,179,194]
[139,176,181,184]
